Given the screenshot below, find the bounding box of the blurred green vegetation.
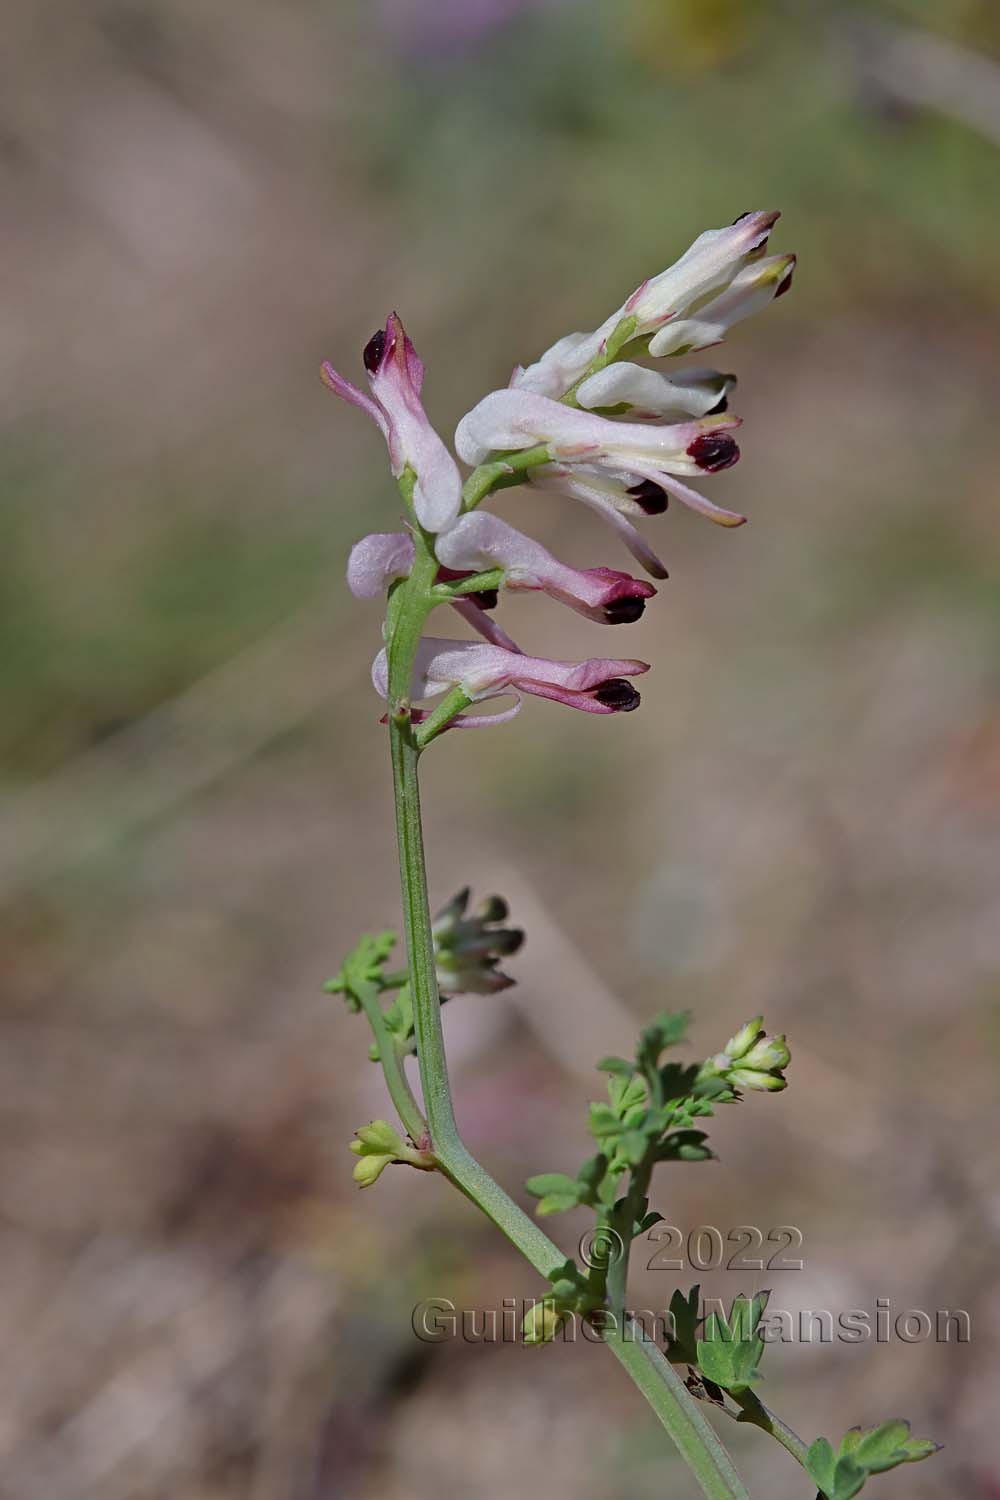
[1,2,997,1496]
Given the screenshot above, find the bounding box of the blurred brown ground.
[1,1,999,1496]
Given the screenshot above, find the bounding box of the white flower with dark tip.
[435,511,655,623]
[575,364,737,422]
[322,313,462,533]
[512,211,784,399]
[646,253,795,357]
[372,635,649,721]
[454,394,746,570]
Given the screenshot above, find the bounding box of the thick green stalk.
[383,516,748,1498]
[608,1324,750,1500]
[387,710,568,1279]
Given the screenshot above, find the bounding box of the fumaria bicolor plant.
[325,213,939,1498]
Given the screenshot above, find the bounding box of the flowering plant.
[325,214,939,1498]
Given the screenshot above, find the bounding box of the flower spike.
[322,313,462,532]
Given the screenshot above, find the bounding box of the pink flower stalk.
[322,314,462,533]
[513,211,782,399]
[454,393,746,532]
[373,636,649,718]
[435,511,655,623]
[346,531,416,598]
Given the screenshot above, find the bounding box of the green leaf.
[588,1102,623,1140]
[851,1420,912,1471]
[536,1192,581,1215]
[596,1055,634,1076]
[696,1294,768,1394]
[657,1129,712,1162]
[636,1013,690,1081]
[665,1284,701,1366]
[836,1420,941,1479]
[525,1172,582,1200]
[806,1438,837,1495]
[808,1420,941,1497]
[575,1153,608,1199]
[659,1061,700,1102]
[609,1075,646,1114]
[619,1129,649,1167]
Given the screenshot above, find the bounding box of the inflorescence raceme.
[326,210,795,731]
[325,214,941,1500]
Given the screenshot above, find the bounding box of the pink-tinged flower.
[455,392,745,529]
[373,636,649,717]
[625,213,781,339]
[647,254,796,357]
[512,212,781,399]
[527,466,672,579]
[575,364,737,422]
[346,531,416,599]
[434,511,655,623]
[322,314,462,533]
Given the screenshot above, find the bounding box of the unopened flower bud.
[723,1017,764,1061]
[741,1034,790,1072]
[728,1067,787,1093]
[349,1119,435,1187]
[431,888,525,994]
[522,1297,569,1346]
[352,1151,394,1187]
[353,1119,406,1154]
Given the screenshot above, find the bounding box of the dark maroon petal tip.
[775,260,796,298]
[594,679,641,711]
[603,597,648,624]
[626,479,669,515]
[687,433,741,473]
[363,327,387,374]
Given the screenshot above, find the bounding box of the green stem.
[387,709,567,1279]
[382,516,747,1498]
[731,1389,811,1469]
[355,986,427,1146]
[606,1155,654,1322]
[608,1324,750,1500]
[462,444,552,510]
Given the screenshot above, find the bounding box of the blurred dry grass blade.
[839,12,1000,146]
[0,602,366,906]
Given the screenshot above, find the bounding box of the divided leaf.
[696,1293,769,1394]
[807,1421,941,1498]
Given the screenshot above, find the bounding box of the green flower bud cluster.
[700,1016,790,1092]
[349,1119,435,1188]
[521,1259,600,1345]
[432,887,524,995]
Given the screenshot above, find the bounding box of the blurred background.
[1,0,999,1495]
